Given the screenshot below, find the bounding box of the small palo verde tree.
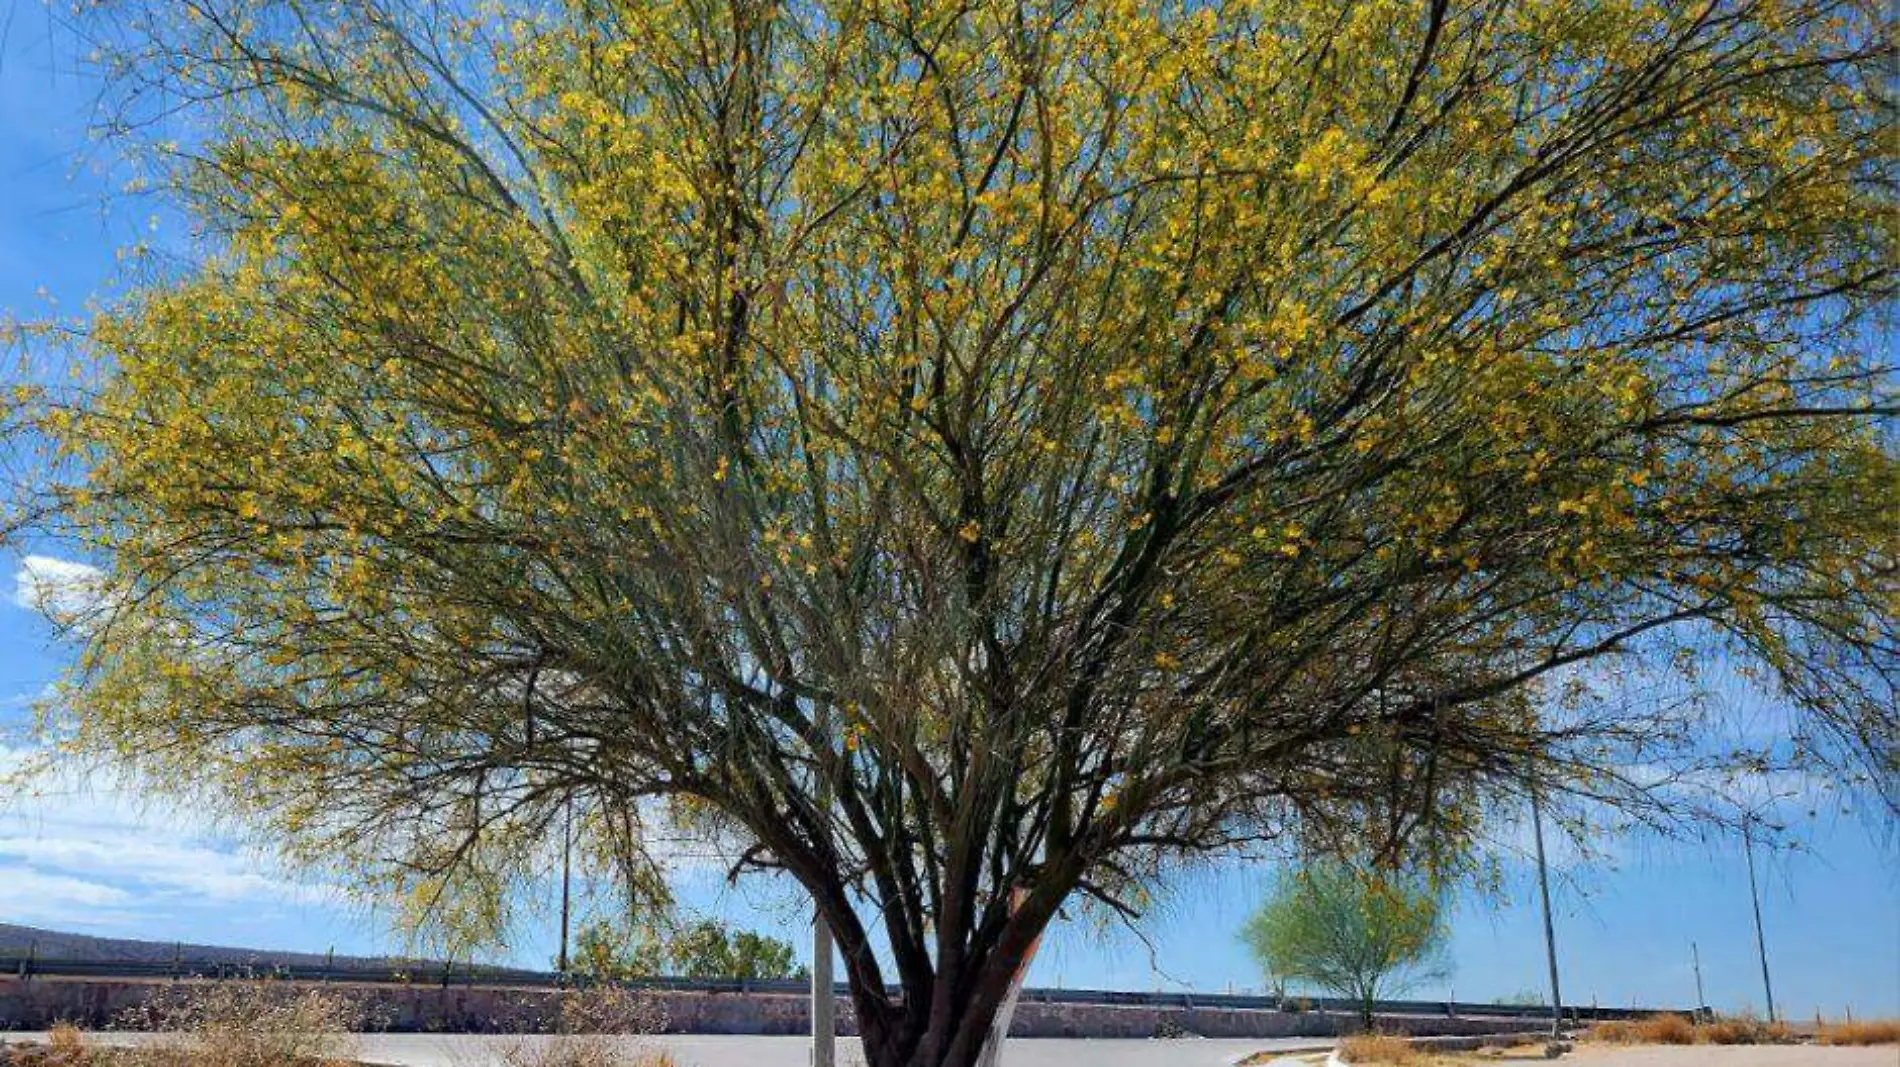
[568,919,669,981]
[568,917,807,981]
[670,919,809,981]
[2,1,1894,1064]
[1242,864,1450,1029]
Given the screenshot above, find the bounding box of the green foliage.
[1242,864,1450,1026]
[566,919,666,981]
[665,919,807,981]
[566,918,806,982]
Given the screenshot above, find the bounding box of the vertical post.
[1529,771,1564,1039]
[1691,941,1706,1022]
[1743,818,1776,1023]
[812,907,835,1066]
[558,792,573,975]
[812,705,836,1067]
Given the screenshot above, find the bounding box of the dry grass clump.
[1588,1013,1794,1047]
[498,986,673,1067]
[2,1024,96,1067]
[1337,1033,1429,1066]
[115,982,362,1067]
[1699,1016,1792,1045]
[1588,1014,1696,1045]
[554,985,668,1035]
[1816,1019,1900,1046]
[498,1043,678,1067]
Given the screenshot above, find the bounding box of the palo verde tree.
[1242,863,1449,1028]
[2,1,1896,1064]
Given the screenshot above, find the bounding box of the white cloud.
[0,832,334,905]
[0,867,143,928]
[0,867,129,908]
[0,744,343,931]
[10,554,105,618]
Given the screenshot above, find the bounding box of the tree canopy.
[2,0,1894,1064]
[1242,863,1449,1026]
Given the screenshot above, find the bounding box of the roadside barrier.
[0,956,1676,1023]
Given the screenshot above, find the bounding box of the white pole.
[812,911,835,1066]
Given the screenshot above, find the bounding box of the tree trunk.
[839,897,1053,1067]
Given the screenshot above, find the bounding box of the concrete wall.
[0,977,1545,1039]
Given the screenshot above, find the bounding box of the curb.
[1223,1041,1338,1066]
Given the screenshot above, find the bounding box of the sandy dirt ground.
[1567,1045,1898,1067]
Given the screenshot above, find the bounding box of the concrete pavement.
[357,1034,1330,1066]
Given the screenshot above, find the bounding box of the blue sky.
[1,5,1895,1017]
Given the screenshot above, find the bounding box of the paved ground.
[0,1032,1334,1067]
[9,1032,1893,1067]
[354,1034,1331,1067]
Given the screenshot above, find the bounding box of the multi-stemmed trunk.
[800,866,1071,1067]
[845,935,1043,1067]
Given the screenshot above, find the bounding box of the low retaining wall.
[0,977,1547,1039]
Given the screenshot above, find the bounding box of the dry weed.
[1587,1015,1694,1045]
[2,1024,95,1067]
[1589,1012,1796,1047]
[1816,1019,1900,1046]
[1699,1016,1793,1045]
[1337,1033,1429,1065]
[114,982,362,1067]
[496,986,672,1067]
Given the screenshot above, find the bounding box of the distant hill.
[0,923,441,971]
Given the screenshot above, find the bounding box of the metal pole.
[1691,941,1706,1022]
[812,910,835,1066]
[1529,774,1564,1039]
[1743,818,1776,1023]
[558,793,573,974]
[812,707,836,1067]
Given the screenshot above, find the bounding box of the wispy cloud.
[0,867,144,928]
[0,744,343,931]
[0,832,335,905]
[9,554,104,618]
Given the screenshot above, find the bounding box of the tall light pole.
[1528,769,1564,1039]
[557,792,573,975]
[1691,941,1707,1021]
[1742,816,1776,1023]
